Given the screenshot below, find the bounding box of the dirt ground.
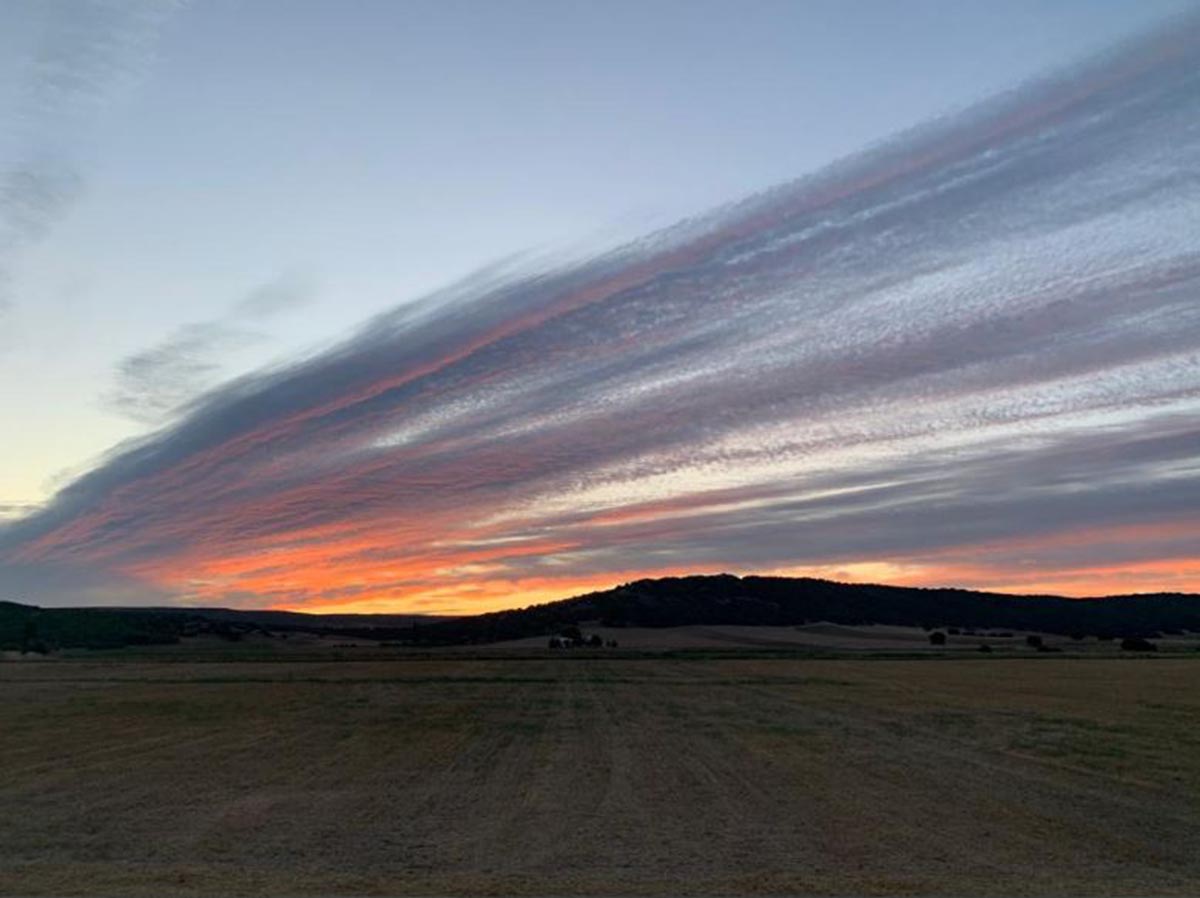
[2,654,1199,896]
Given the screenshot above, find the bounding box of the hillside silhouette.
[401,575,1200,645]
[6,575,1198,651]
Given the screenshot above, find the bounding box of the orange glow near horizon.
[16,447,1200,614]
[109,514,1200,616]
[275,556,1200,616]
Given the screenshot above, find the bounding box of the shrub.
[1120,637,1157,652]
[929,631,947,646]
[1026,634,1043,648]
[977,644,993,654]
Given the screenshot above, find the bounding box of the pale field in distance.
[2,654,1199,896]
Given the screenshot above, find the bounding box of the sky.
[1,0,1199,612]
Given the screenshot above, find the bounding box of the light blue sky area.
[1,0,1195,509]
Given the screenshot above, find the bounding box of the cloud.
[0,156,83,256]
[3,13,1200,609]
[106,322,256,425]
[0,503,37,522]
[0,558,170,608]
[233,273,316,320]
[0,0,180,314]
[105,273,318,425]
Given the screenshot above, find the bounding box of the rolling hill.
[5,574,1199,651]
[400,574,1200,645]
[0,600,441,652]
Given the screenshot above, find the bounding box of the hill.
[4,575,1199,651]
[0,601,440,652]
[402,574,1200,645]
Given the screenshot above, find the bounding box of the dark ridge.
[3,575,1198,651]
[0,600,445,652]
[399,574,1200,645]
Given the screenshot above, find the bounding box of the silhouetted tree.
[20,619,37,655]
[1026,634,1044,649]
[929,631,947,646]
[977,643,993,653]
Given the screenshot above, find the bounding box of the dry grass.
[2,654,1199,896]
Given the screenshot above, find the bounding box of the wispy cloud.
[0,503,37,523]
[106,322,257,425]
[232,273,315,321]
[105,273,317,425]
[3,14,1200,609]
[0,0,180,316]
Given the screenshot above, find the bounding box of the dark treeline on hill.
[400,575,1200,646]
[0,601,190,652]
[0,601,438,653]
[3,575,1200,651]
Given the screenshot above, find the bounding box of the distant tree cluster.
[548,629,618,649]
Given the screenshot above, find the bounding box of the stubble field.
[2,653,1199,896]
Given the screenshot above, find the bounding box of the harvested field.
[2,655,1199,896]
[466,622,1200,653]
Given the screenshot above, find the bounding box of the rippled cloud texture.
[4,18,1200,610]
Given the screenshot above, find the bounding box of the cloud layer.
[3,15,1200,610]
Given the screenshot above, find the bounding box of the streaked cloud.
[0,503,37,522]
[3,15,1199,610]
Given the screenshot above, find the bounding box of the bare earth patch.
[2,655,1199,896]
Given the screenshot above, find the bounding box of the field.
[2,652,1200,896]
[476,622,1200,653]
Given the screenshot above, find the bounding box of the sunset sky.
[2,1,1199,613]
